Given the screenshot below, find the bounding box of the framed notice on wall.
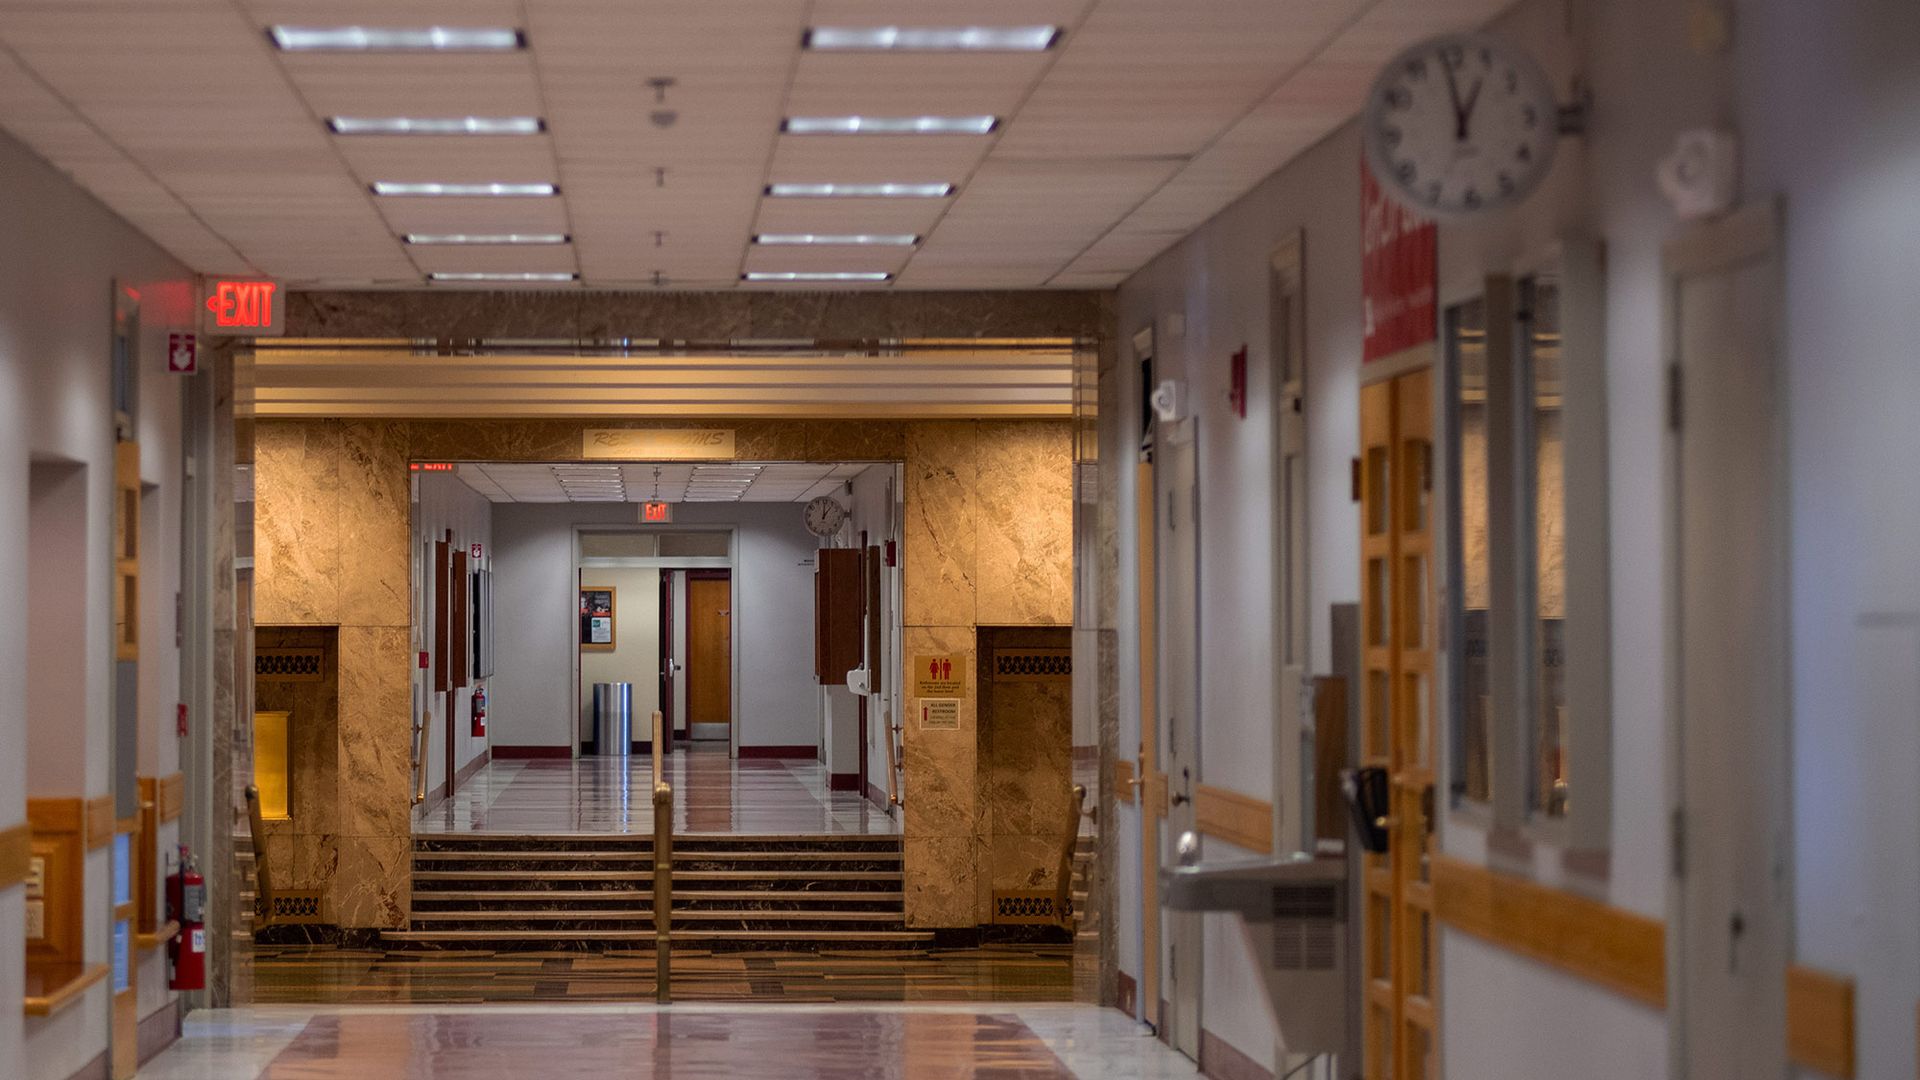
[580,587,615,651]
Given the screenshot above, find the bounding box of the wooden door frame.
[658,569,675,734]
[685,569,733,745]
[1662,197,1791,1079]
[1157,421,1204,1057]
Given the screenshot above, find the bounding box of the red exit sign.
[641,501,673,523]
[410,462,456,473]
[202,278,284,336]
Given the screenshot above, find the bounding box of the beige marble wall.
[977,627,1074,914]
[254,419,413,929]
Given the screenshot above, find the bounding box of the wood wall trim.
[27,798,83,835]
[1142,771,1169,819]
[1432,854,1666,1008]
[0,821,30,888]
[157,773,185,822]
[1194,784,1273,854]
[1113,758,1136,802]
[85,795,116,849]
[1786,964,1856,1077]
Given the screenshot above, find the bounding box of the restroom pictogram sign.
[914,654,962,697]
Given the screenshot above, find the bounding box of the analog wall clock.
[803,495,848,538]
[1363,32,1565,217]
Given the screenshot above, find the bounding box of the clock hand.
[1442,56,1469,139]
[1458,76,1486,141]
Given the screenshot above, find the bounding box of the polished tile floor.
[418,745,900,836]
[139,1004,1203,1079]
[256,944,1076,1005]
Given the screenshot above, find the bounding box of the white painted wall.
[0,128,194,1080]
[1107,0,1920,1075]
[414,472,494,795]
[490,502,818,752]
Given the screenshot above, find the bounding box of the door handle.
[1170,793,1191,807]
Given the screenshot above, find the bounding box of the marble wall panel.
[338,422,412,628]
[902,835,977,929]
[903,423,978,628]
[286,289,1107,341]
[254,421,342,625]
[331,835,410,929]
[901,625,978,927]
[976,422,1074,626]
[978,627,1074,900]
[803,421,908,463]
[335,625,413,844]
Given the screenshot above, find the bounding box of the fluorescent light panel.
[372,181,556,197]
[804,26,1060,52]
[329,116,543,136]
[755,233,918,247]
[269,26,525,52]
[743,271,892,283]
[765,182,953,199]
[405,233,569,245]
[782,115,996,135]
[429,272,578,283]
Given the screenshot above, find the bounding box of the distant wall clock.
[804,495,848,538]
[1363,32,1574,217]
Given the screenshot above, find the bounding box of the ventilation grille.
[991,889,1065,925]
[256,649,324,681]
[992,649,1072,682]
[1270,882,1344,971]
[259,890,326,924]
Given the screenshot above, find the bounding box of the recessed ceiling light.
[268,26,525,52]
[803,26,1061,52]
[764,182,953,199]
[782,116,997,136]
[406,234,568,246]
[329,116,544,136]
[754,233,919,247]
[743,271,892,283]
[428,272,579,283]
[372,181,557,197]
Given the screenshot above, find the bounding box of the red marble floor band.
[263,1010,1076,1078]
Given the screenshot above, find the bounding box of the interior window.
[1522,278,1568,818]
[1446,299,1492,806]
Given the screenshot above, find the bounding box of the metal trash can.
[591,682,633,756]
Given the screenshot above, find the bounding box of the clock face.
[804,496,847,537]
[1363,33,1560,217]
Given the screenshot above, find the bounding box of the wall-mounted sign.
[201,278,284,336]
[470,543,483,560]
[582,428,736,461]
[641,501,673,523]
[580,587,615,651]
[167,332,198,374]
[1360,157,1436,363]
[914,654,963,698]
[921,699,960,730]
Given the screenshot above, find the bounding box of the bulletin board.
[580,587,616,651]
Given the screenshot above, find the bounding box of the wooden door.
[686,574,732,738]
[1669,201,1789,1079]
[1360,367,1438,1080]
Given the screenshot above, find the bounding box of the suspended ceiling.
[0,0,1511,291]
[454,461,874,503]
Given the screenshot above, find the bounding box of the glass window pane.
[1446,299,1492,805]
[1526,279,1569,818]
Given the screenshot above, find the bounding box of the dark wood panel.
[815,548,864,685]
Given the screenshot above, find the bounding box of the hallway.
[419,747,899,836]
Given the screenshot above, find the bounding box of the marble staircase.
[385,833,935,950]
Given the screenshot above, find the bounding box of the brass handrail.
[883,702,903,810]
[244,784,276,924]
[650,710,672,1003]
[411,705,430,805]
[1053,784,1086,929]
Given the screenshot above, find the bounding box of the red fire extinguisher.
[168,846,206,991]
[471,683,487,738]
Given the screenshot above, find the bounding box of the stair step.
[414,869,902,882]
[412,889,902,903]
[382,928,935,944]
[410,909,904,924]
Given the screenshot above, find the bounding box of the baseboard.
[137,996,183,1065]
[1116,970,1138,1018]
[62,1051,108,1080]
[451,747,490,791]
[737,745,816,759]
[828,772,860,792]
[491,745,572,760]
[255,924,384,948]
[1200,1028,1273,1080]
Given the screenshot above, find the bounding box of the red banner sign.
[1361,159,1436,363]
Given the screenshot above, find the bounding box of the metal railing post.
[650,710,671,1003]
